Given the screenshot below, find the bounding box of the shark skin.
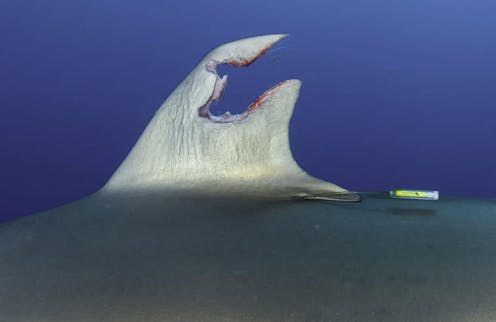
[1,35,496,322]
[102,34,358,201]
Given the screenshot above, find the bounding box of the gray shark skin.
[1,35,495,322]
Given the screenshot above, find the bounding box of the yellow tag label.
[395,190,428,198]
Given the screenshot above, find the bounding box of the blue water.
[1,0,495,220]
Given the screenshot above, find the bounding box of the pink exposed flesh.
[200,39,284,123]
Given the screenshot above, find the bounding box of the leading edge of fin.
[103,34,359,202]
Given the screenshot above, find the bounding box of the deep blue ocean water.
[1,0,495,220]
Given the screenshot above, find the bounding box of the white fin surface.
[103,35,358,201]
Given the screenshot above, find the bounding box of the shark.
[1,34,495,322]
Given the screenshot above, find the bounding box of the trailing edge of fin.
[103,34,359,201]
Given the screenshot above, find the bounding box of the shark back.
[1,192,496,321]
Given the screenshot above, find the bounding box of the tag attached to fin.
[390,189,439,201]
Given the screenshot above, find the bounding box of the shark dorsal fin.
[103,35,359,201]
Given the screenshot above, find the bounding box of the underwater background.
[1,0,495,220]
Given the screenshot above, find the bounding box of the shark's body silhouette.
[1,35,495,321]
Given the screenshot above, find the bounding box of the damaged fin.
[103,34,359,202]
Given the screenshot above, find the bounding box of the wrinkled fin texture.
[103,35,359,201]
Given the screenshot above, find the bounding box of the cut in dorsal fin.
[103,34,359,201]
